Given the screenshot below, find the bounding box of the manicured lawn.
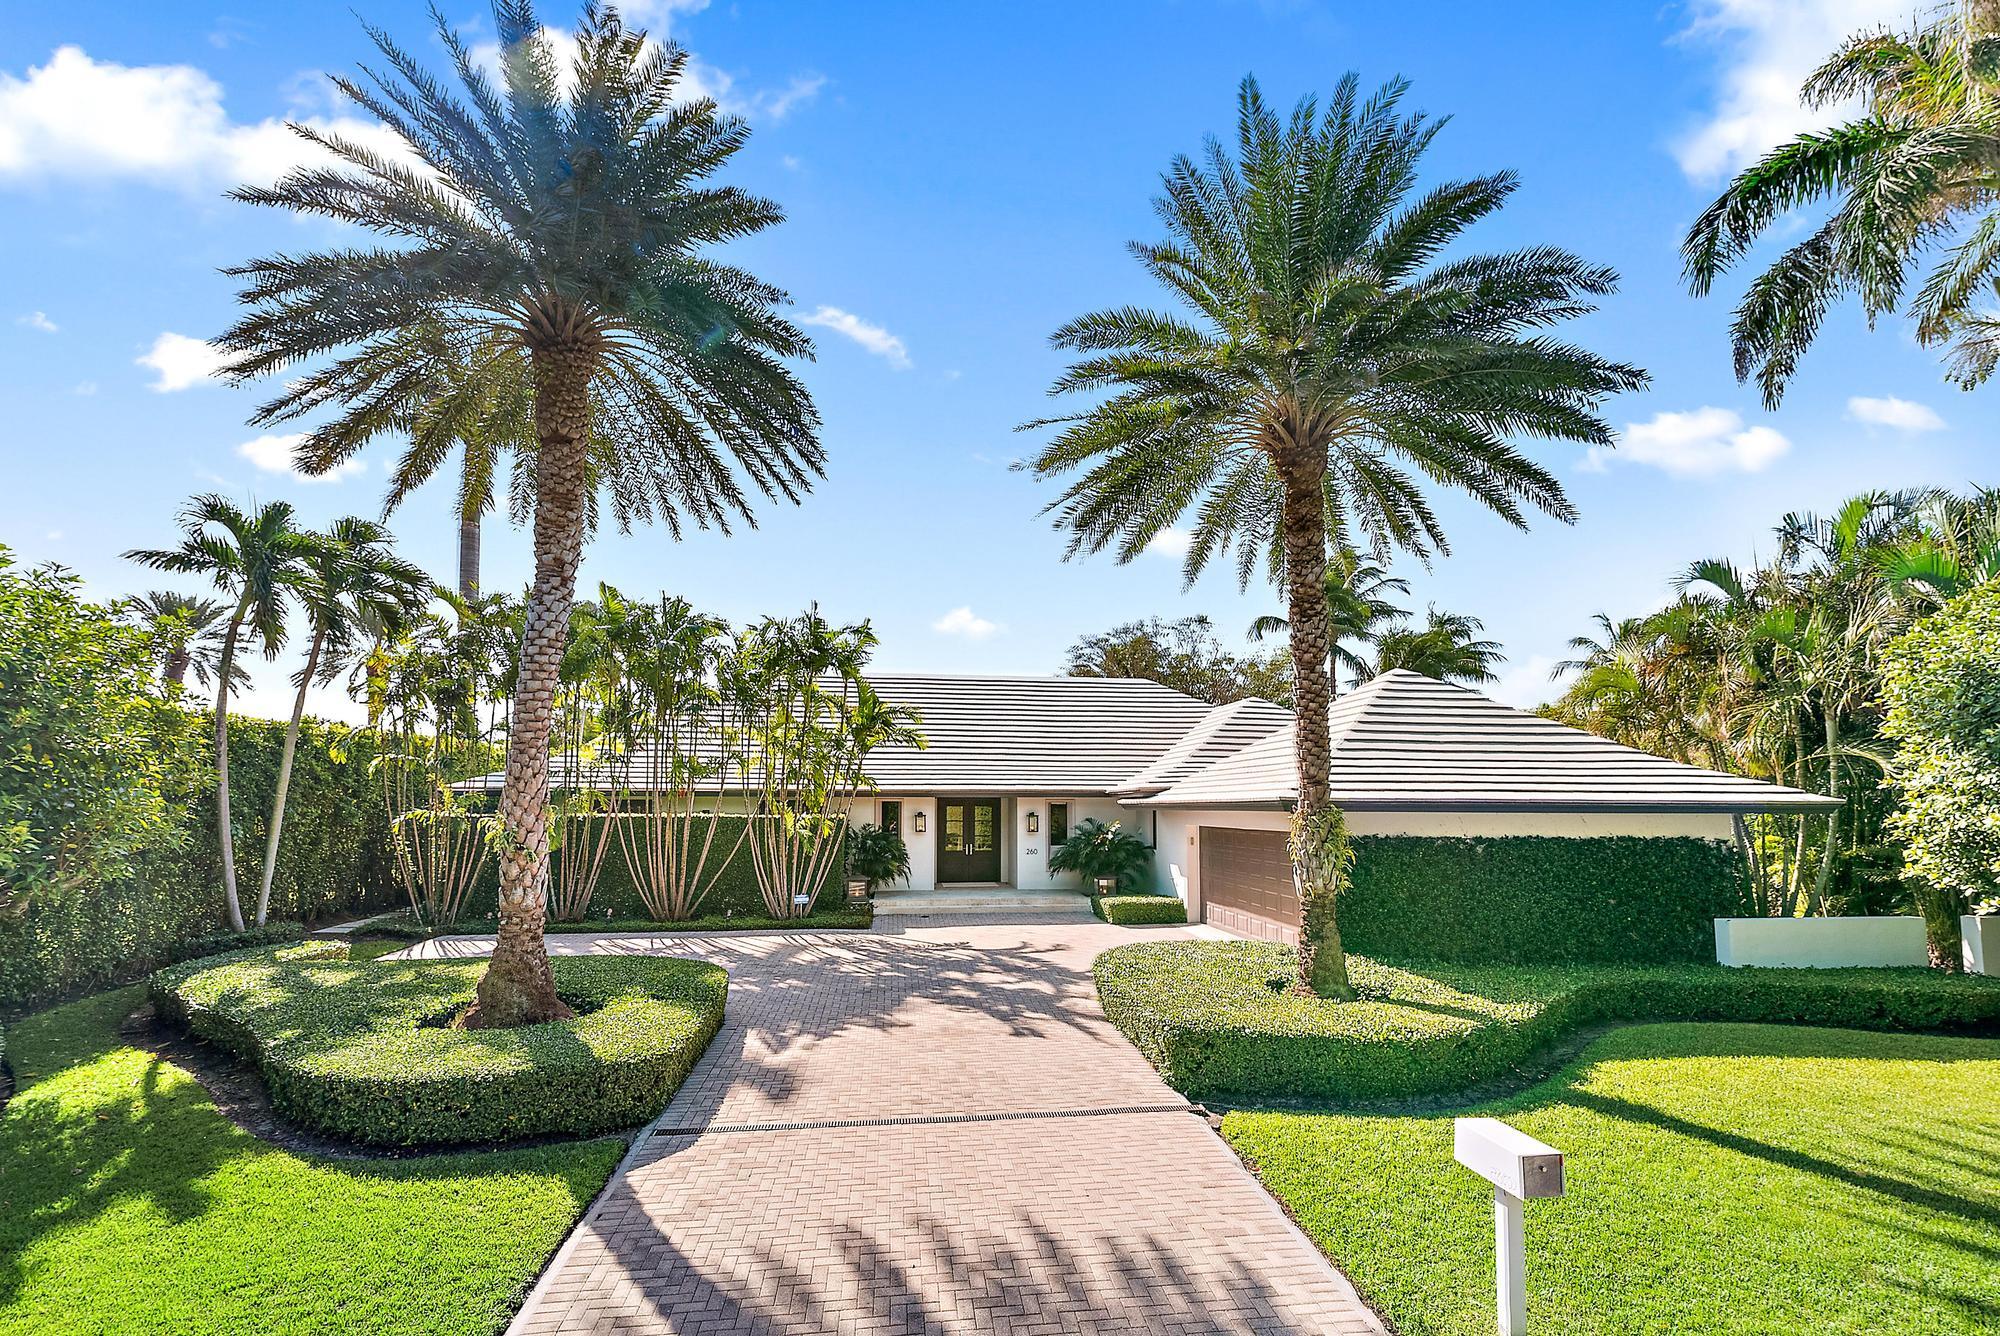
[0,987,624,1336]
[1226,1023,2000,1336]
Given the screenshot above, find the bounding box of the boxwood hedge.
[1094,895,1189,926]
[1095,940,2000,1103]
[151,945,727,1146]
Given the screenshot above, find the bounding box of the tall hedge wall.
[465,815,843,922]
[0,715,398,1009]
[1338,835,1744,966]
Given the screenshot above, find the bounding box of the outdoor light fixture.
[1027,811,1040,834]
[913,811,926,835]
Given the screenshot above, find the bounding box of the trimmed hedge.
[1340,835,1744,965]
[1095,895,1188,926]
[1095,940,2000,1103]
[150,945,727,1146]
[0,715,396,1009]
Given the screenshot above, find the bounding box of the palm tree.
[1683,2,2000,402]
[1249,547,1409,687]
[1026,75,1645,998]
[255,518,431,927]
[216,3,821,1026]
[126,496,315,932]
[127,590,237,690]
[1361,608,1505,685]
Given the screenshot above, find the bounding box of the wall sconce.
[912,811,926,835]
[1026,811,1040,834]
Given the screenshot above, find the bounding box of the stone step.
[872,888,1093,916]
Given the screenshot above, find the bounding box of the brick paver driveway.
[402,915,1384,1335]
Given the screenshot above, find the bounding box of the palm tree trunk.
[214,600,251,933]
[1811,705,1842,916]
[470,342,593,1028]
[457,508,481,600]
[1276,442,1355,1001]
[255,624,324,928]
[163,647,191,688]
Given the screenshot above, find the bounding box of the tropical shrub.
[1094,895,1187,926]
[151,946,728,1146]
[1095,940,2000,1102]
[846,823,911,892]
[1050,819,1154,892]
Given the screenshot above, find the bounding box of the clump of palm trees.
[1548,487,2000,958]
[1248,548,1504,689]
[1027,75,1642,997]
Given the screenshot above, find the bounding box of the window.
[880,800,902,836]
[1049,803,1069,846]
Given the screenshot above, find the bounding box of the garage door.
[1199,827,1297,943]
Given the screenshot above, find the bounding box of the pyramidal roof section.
[1138,669,1841,813]
[1111,696,1294,796]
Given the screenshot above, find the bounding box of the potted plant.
[1049,818,1155,896]
[846,822,911,900]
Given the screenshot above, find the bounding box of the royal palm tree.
[1361,607,1505,685]
[1027,75,1644,998]
[1684,1,2000,401]
[127,590,238,690]
[126,496,316,931]
[217,3,821,1025]
[255,518,432,927]
[1249,546,1410,687]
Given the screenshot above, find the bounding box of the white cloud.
[16,310,56,332]
[798,305,912,370]
[137,332,230,392]
[1847,394,1945,432]
[0,46,411,191]
[237,432,364,484]
[1586,406,1790,478]
[71,380,97,396]
[1144,526,1193,560]
[1490,654,1564,711]
[932,606,1000,640]
[1672,0,1912,182]
[44,529,61,541]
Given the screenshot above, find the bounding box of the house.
[842,669,1835,940]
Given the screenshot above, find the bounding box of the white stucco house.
[841,669,1836,940]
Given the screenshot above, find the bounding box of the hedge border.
[1094,895,1189,926]
[151,946,727,1147]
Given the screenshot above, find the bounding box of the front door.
[937,798,1002,883]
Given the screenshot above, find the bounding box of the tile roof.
[1109,696,1294,797]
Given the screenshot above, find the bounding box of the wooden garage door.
[1199,827,1297,943]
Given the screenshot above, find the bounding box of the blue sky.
[0,0,1985,722]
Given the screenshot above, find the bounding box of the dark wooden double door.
[937,798,1002,883]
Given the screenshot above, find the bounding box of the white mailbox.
[1454,1117,1564,1336]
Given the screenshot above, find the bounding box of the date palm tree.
[127,590,238,691]
[1683,1,2000,402]
[217,2,821,1025]
[126,496,316,932]
[1027,75,1644,998]
[255,518,432,927]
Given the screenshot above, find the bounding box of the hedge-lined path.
[396,921,1385,1335]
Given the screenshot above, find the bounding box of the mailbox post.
[1453,1117,1564,1336]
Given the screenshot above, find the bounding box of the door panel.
[937,799,1003,883]
[1199,827,1297,943]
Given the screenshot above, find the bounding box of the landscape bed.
[1226,1022,2000,1335]
[369,902,872,941]
[151,944,728,1146]
[1094,940,2000,1102]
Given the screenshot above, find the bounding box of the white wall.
[1151,806,1738,923]
[1715,916,1930,969]
[1015,796,1127,890]
[1966,915,1998,975]
[849,796,937,889]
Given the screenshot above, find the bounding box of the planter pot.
[1964,915,1999,976]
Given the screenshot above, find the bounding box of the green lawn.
[1225,1023,2000,1336]
[0,987,625,1336]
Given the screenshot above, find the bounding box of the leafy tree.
[1027,75,1642,997]
[0,550,190,912]
[1881,581,2000,967]
[1684,2,2000,401]
[255,518,431,927]
[126,495,316,932]
[218,3,822,1025]
[1065,614,1292,705]
[1362,607,1505,685]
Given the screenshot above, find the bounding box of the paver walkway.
[400,916,1385,1335]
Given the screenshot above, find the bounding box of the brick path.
[402,918,1385,1334]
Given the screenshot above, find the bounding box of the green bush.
[150,946,727,1146]
[1049,818,1155,892]
[845,823,910,892]
[1340,835,1744,965]
[1094,895,1188,926]
[1095,940,2000,1103]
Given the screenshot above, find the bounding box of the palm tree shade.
[217,2,821,1025]
[126,496,315,932]
[1683,2,2000,402]
[1027,75,1644,997]
[255,518,432,927]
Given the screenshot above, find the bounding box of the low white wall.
[1715,916,1930,969]
[1965,915,1998,976]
